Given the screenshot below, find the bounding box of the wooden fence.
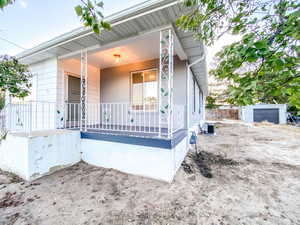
[206,108,240,120]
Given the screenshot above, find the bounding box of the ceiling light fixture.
[113,54,121,63]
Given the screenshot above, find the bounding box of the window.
[131,69,158,110]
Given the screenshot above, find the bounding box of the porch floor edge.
[80,129,187,149]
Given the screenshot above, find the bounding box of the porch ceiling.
[17,0,207,94]
[77,32,160,69]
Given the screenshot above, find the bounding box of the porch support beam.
[159,28,174,138]
[80,50,88,131]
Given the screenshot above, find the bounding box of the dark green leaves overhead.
[0,0,14,9]
[74,1,111,35]
[74,5,83,16]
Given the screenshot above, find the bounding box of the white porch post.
[80,50,88,131]
[159,29,174,138]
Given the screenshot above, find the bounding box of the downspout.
[186,52,206,133]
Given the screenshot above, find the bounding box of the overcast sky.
[0,0,239,69]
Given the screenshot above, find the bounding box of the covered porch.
[58,27,186,139]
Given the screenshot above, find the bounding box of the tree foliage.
[177,0,300,112]
[206,95,218,109]
[0,92,4,109]
[74,0,111,34]
[0,0,13,9]
[0,55,32,98]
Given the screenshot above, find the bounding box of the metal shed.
[241,104,287,124]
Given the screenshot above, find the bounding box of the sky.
[0,0,143,55]
[0,0,239,70]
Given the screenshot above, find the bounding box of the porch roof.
[16,0,207,94]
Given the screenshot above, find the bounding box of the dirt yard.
[0,121,299,225]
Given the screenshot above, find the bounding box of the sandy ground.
[0,121,299,225]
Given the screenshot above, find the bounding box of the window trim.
[130,68,158,112]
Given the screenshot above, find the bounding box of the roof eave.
[16,0,180,60]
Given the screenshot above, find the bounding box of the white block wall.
[81,137,188,182]
[1,131,188,182]
[0,130,81,180]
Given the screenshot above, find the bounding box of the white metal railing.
[63,103,81,129]
[173,104,185,133]
[5,101,57,133]
[86,102,160,134]
[2,101,185,137]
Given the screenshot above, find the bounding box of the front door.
[67,76,80,122]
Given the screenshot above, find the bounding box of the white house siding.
[58,59,100,123]
[188,66,204,129]
[29,58,58,103]
[26,58,59,130]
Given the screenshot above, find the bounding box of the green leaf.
[74,5,83,16]
[93,24,100,34]
[100,21,111,30]
[254,40,267,49]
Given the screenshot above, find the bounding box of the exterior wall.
[0,134,29,179]
[29,58,59,103]
[100,56,187,128]
[23,58,59,130]
[241,104,287,124]
[0,130,81,180]
[188,67,204,128]
[173,136,189,172]
[58,59,100,105]
[81,136,188,182]
[100,56,186,105]
[100,58,158,103]
[0,129,188,182]
[58,59,101,123]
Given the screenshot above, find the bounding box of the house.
[0,0,207,182]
